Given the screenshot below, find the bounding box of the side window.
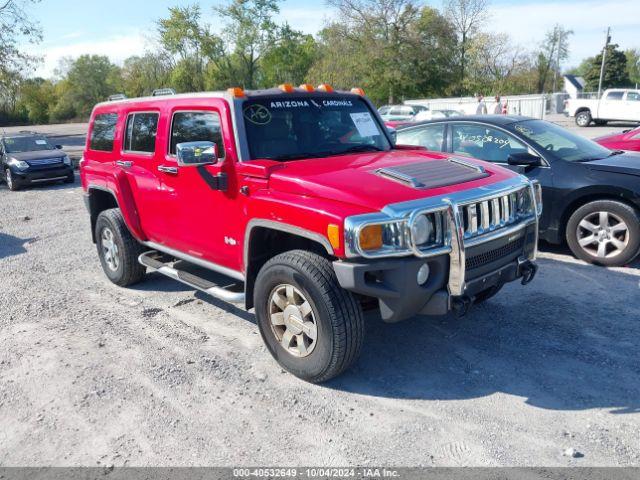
[606,91,624,101]
[389,106,403,116]
[90,113,118,152]
[378,106,390,115]
[626,92,640,101]
[451,124,527,163]
[124,112,159,153]
[396,124,445,152]
[170,111,224,157]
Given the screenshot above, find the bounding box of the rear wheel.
[95,208,147,286]
[575,110,592,127]
[254,250,364,383]
[566,200,640,267]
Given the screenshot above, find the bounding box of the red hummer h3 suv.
[81,84,541,382]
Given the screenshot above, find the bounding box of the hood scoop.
[374,157,489,189]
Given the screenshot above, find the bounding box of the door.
[447,122,556,232]
[622,91,640,121]
[599,90,626,120]
[156,104,244,274]
[117,110,169,242]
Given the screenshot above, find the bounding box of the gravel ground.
[1,174,640,467]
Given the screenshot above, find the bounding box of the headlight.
[411,214,433,246]
[357,221,409,256]
[8,158,29,170]
[531,181,543,216]
[63,155,71,166]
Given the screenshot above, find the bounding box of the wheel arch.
[86,185,145,243]
[559,188,640,241]
[244,220,334,310]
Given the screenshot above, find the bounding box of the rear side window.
[124,112,159,153]
[170,111,224,156]
[90,113,118,151]
[606,91,624,101]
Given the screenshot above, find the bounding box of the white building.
[563,75,586,98]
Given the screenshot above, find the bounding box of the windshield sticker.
[457,132,511,149]
[243,104,272,125]
[35,139,47,145]
[515,125,533,135]
[270,100,310,109]
[267,99,355,109]
[350,112,379,137]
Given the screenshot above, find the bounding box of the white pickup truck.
[565,89,640,127]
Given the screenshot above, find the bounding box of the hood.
[267,149,517,211]
[586,152,640,176]
[9,150,64,162]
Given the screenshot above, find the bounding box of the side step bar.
[139,251,245,304]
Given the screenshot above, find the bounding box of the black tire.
[95,208,147,286]
[474,284,504,304]
[575,110,591,127]
[254,250,364,383]
[566,200,640,267]
[5,168,20,191]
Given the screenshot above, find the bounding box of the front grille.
[26,157,63,166]
[466,237,524,271]
[460,188,532,241]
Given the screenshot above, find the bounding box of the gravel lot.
[0,119,639,467]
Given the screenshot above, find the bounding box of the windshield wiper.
[576,150,625,162]
[334,145,385,155]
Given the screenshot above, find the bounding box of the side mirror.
[508,152,542,167]
[176,141,219,166]
[55,145,63,149]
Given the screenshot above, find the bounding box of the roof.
[95,87,359,108]
[397,115,534,129]
[564,75,585,90]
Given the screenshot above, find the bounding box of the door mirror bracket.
[507,152,542,167]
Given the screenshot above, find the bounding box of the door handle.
[158,165,178,175]
[116,160,133,169]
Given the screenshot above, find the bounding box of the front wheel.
[5,168,20,191]
[254,250,364,383]
[566,200,640,267]
[95,208,147,286]
[575,110,592,127]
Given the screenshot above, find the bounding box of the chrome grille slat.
[27,158,62,166]
[461,187,533,241]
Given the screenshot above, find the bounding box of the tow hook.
[451,296,472,318]
[519,260,538,286]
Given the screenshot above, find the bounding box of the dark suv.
[1,133,74,191]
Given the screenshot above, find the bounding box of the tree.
[213,0,280,89]
[583,44,630,91]
[18,77,56,124]
[443,0,487,95]
[260,25,317,87]
[121,52,173,97]
[626,48,640,88]
[59,55,123,118]
[534,24,573,93]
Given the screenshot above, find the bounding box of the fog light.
[417,263,430,285]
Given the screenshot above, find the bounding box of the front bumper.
[334,221,538,322]
[12,165,74,185]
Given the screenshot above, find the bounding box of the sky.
[21,0,640,79]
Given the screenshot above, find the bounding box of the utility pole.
[597,27,611,98]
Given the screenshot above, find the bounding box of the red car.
[81,84,541,382]
[595,127,640,152]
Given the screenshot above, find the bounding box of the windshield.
[511,120,612,162]
[4,136,55,153]
[242,96,391,161]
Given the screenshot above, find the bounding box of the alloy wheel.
[268,284,318,358]
[576,211,629,259]
[101,227,120,271]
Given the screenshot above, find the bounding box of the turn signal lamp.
[227,87,245,98]
[299,84,315,92]
[359,225,383,251]
[279,83,294,93]
[317,83,334,93]
[327,224,340,250]
[350,87,366,96]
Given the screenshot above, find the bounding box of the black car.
[1,133,75,191]
[396,115,640,267]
